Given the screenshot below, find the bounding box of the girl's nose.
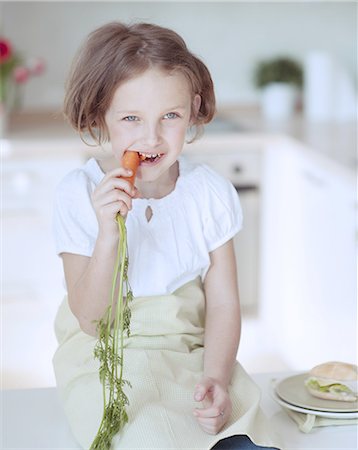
[141,122,162,147]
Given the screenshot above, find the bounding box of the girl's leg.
[210,434,279,450]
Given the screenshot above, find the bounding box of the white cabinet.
[3,158,84,302]
[259,142,357,370]
[184,147,262,312]
[2,155,83,388]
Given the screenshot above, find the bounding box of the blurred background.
[1,1,357,389]
[1,0,356,112]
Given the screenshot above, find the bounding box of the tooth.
[138,152,162,159]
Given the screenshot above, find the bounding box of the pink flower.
[0,36,46,104]
[13,66,30,84]
[0,38,12,63]
[28,57,46,76]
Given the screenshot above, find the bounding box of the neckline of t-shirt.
[88,155,193,207]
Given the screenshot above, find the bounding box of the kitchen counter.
[217,105,357,171]
[2,108,357,172]
[2,372,356,450]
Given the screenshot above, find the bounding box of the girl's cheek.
[108,124,131,144]
[169,126,188,146]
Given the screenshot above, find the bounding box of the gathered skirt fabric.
[53,278,282,449]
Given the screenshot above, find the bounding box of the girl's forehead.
[111,68,192,102]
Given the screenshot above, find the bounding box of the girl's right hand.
[91,167,139,237]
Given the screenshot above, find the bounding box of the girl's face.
[105,67,200,187]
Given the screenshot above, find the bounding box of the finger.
[194,380,213,402]
[111,200,130,218]
[193,405,223,419]
[103,167,133,181]
[104,178,137,197]
[194,386,227,415]
[97,200,130,220]
[195,417,224,435]
[133,186,142,199]
[97,190,133,208]
[94,183,136,205]
[93,197,132,219]
[97,171,134,195]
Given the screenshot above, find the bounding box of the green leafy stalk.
[90,214,133,450]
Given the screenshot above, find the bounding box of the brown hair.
[64,22,216,144]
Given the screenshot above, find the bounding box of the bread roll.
[310,361,357,381]
[305,361,358,402]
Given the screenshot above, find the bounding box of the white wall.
[2,1,356,110]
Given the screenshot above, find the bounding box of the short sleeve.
[53,170,98,257]
[201,165,243,252]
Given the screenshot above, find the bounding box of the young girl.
[53,22,281,450]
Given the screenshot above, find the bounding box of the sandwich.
[305,361,357,402]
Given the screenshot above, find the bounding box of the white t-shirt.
[53,156,243,297]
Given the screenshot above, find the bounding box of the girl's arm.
[61,232,119,336]
[203,238,241,386]
[61,166,137,336]
[193,238,241,434]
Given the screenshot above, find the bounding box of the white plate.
[273,373,358,418]
[272,390,358,419]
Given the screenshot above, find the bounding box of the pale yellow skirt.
[53,278,282,449]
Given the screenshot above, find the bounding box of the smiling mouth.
[138,152,164,163]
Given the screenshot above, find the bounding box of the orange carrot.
[121,151,140,185]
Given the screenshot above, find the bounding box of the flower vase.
[261,82,299,121]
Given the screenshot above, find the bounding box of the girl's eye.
[163,112,178,120]
[123,115,138,121]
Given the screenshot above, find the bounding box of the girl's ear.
[191,94,202,124]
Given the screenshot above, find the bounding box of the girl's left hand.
[193,377,232,435]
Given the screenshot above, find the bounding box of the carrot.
[121,151,140,185]
[90,150,140,450]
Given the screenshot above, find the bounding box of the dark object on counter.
[254,57,303,88]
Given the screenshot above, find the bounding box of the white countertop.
[2,372,357,450]
[218,105,357,171]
